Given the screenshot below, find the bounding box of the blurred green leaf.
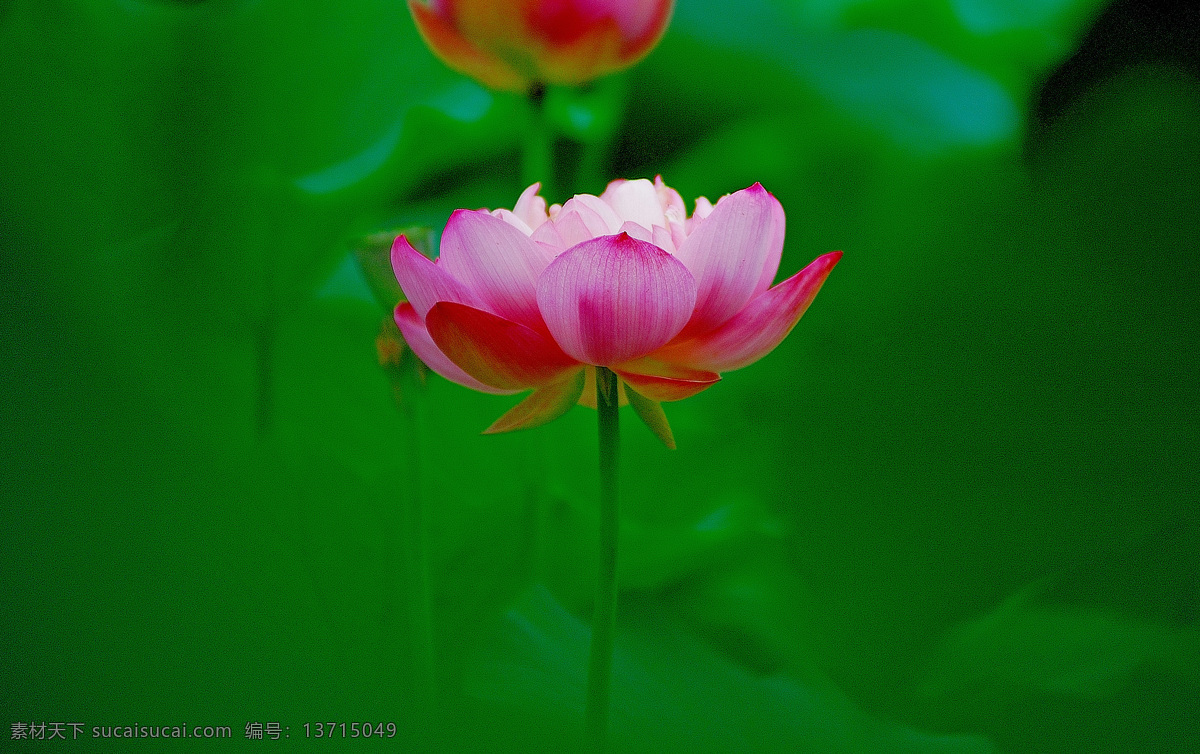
[465,586,1000,753]
[650,0,1108,154]
[916,577,1200,701]
[351,226,433,310]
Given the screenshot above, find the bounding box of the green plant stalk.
[522,84,555,201]
[572,135,610,197]
[402,380,436,713]
[521,82,557,585]
[585,366,620,751]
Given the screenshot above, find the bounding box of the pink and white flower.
[391,177,841,445]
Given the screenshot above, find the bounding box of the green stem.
[522,84,555,201]
[520,81,557,619]
[396,375,436,715]
[585,367,620,751]
[573,136,609,197]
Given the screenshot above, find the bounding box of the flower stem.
[523,84,555,201]
[585,366,620,751]
[573,136,609,197]
[394,374,436,716]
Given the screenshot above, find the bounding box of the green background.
[2,0,1197,751]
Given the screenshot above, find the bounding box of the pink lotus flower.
[408,0,674,92]
[391,177,841,445]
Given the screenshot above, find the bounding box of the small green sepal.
[484,370,587,434]
[625,382,676,449]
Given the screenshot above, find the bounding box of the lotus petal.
[391,234,482,318]
[426,301,579,390]
[674,183,781,335]
[439,209,553,327]
[393,302,515,394]
[613,359,721,402]
[537,233,696,366]
[659,251,842,372]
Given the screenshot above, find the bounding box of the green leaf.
[656,0,1109,152]
[917,578,1200,702]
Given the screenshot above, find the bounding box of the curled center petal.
[536,233,696,366]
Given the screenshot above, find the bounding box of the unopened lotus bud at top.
[408,0,675,92]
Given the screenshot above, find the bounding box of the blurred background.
[2,0,1197,751]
